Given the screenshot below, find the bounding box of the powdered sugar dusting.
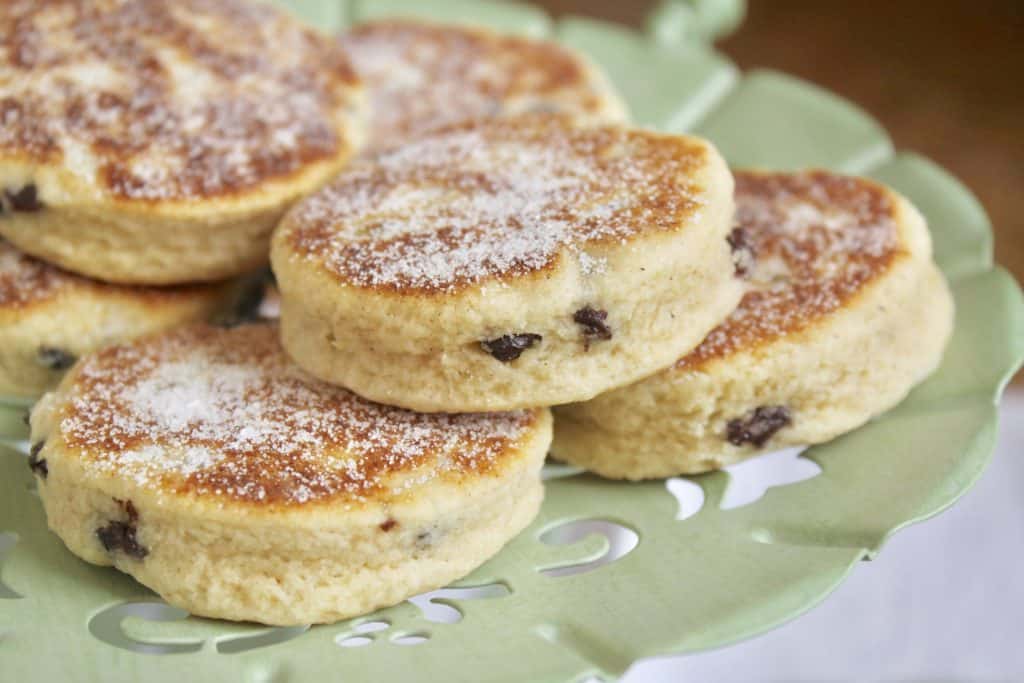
[0,0,361,200]
[58,324,538,506]
[0,239,70,306]
[117,444,224,481]
[678,170,901,369]
[286,115,708,293]
[577,251,607,277]
[339,20,617,153]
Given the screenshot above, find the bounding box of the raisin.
[573,306,612,349]
[480,333,542,362]
[4,185,43,212]
[726,405,792,447]
[121,500,139,522]
[36,346,76,371]
[379,518,398,532]
[727,226,756,278]
[28,441,47,479]
[97,521,147,559]
[96,499,147,560]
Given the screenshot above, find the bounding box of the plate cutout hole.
[538,519,639,577]
[721,447,821,510]
[215,625,308,654]
[353,620,389,634]
[336,635,373,648]
[390,631,430,646]
[408,583,510,623]
[665,478,705,520]
[335,619,390,648]
[88,601,201,654]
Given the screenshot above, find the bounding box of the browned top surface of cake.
[0,0,360,201]
[284,114,710,294]
[677,170,902,370]
[0,240,212,309]
[57,324,539,507]
[339,20,615,152]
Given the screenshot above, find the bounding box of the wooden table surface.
[538,0,1023,380]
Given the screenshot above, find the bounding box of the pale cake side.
[272,114,740,411]
[0,240,231,397]
[28,324,550,625]
[552,170,955,478]
[0,0,365,284]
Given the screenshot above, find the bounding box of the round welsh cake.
[338,19,628,153]
[28,323,550,626]
[0,0,364,285]
[271,114,741,412]
[551,170,955,478]
[0,240,232,398]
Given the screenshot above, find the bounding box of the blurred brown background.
[538,0,1023,282]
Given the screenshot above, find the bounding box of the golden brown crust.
[339,19,620,152]
[54,324,541,508]
[0,240,219,311]
[0,0,360,201]
[281,114,710,295]
[677,170,903,369]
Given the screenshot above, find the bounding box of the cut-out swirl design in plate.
[1,1,1022,681]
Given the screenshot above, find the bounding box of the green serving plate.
[2,1,1022,681]
[0,396,31,442]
